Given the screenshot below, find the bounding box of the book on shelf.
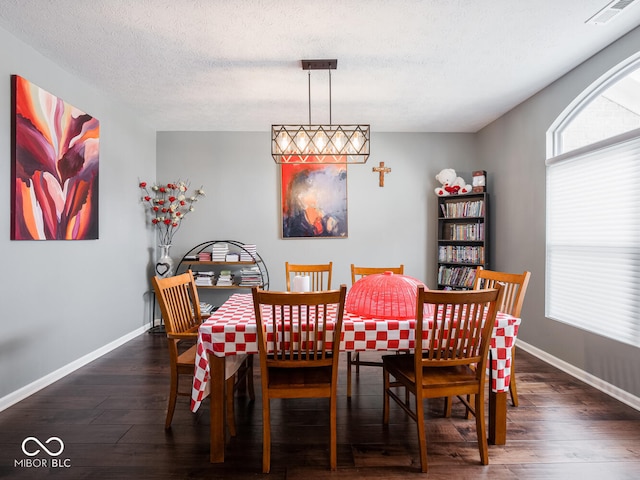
[199,302,214,316]
[240,244,257,261]
[198,252,212,261]
[440,198,485,218]
[239,265,262,286]
[211,243,229,261]
[225,253,240,262]
[194,271,215,286]
[216,269,233,286]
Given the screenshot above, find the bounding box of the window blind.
[546,135,640,347]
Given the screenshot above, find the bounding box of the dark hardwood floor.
[2,331,640,479]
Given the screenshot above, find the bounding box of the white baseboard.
[517,340,640,411]
[0,325,148,413]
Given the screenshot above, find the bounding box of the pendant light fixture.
[271,59,370,164]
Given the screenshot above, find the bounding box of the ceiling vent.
[586,0,640,25]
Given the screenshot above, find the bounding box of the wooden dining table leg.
[488,390,507,444]
[487,348,508,445]
[209,353,226,463]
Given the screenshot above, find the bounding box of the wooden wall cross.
[372,161,391,187]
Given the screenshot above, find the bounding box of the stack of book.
[198,251,212,261]
[216,269,233,286]
[194,271,215,286]
[437,266,477,288]
[199,302,214,317]
[240,244,257,261]
[212,243,229,262]
[239,266,262,287]
[225,252,240,262]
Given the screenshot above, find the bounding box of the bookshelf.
[176,240,269,289]
[437,192,488,290]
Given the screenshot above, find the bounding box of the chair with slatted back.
[152,270,254,431]
[252,285,347,473]
[346,264,405,397]
[473,267,530,406]
[285,262,333,291]
[443,267,530,417]
[382,286,501,472]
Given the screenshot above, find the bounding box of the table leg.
[488,390,507,444]
[209,353,226,463]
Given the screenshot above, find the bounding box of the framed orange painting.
[11,75,100,240]
[281,163,348,238]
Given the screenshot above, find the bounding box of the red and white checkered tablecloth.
[191,293,520,412]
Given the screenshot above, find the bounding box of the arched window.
[546,54,640,347]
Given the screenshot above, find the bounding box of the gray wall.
[477,27,640,398]
[0,26,157,402]
[157,131,477,299]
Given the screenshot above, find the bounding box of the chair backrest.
[472,267,531,317]
[414,286,501,376]
[285,262,333,291]
[252,286,347,372]
[350,264,404,285]
[152,270,202,337]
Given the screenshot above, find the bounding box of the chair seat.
[382,354,478,393]
[268,366,333,393]
[176,344,197,368]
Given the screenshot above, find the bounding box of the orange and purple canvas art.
[281,162,348,238]
[11,75,100,240]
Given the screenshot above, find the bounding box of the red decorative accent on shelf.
[346,272,427,319]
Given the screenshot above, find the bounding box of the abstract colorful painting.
[281,162,348,238]
[11,75,100,240]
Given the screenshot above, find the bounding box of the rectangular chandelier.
[271,59,370,164]
[271,124,370,164]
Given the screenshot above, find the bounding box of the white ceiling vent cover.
[586,0,640,25]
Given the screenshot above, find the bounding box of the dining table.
[191,292,520,463]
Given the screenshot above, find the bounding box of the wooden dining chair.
[285,261,333,291]
[152,270,254,431]
[443,267,531,417]
[252,285,347,473]
[473,267,531,407]
[346,264,405,397]
[382,286,501,473]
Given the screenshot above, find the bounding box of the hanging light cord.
[307,67,333,125]
[329,68,332,125]
[308,70,312,125]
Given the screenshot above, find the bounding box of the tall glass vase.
[155,244,175,278]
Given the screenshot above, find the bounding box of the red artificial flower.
[139,180,205,245]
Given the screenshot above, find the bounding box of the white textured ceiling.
[1,1,640,132]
